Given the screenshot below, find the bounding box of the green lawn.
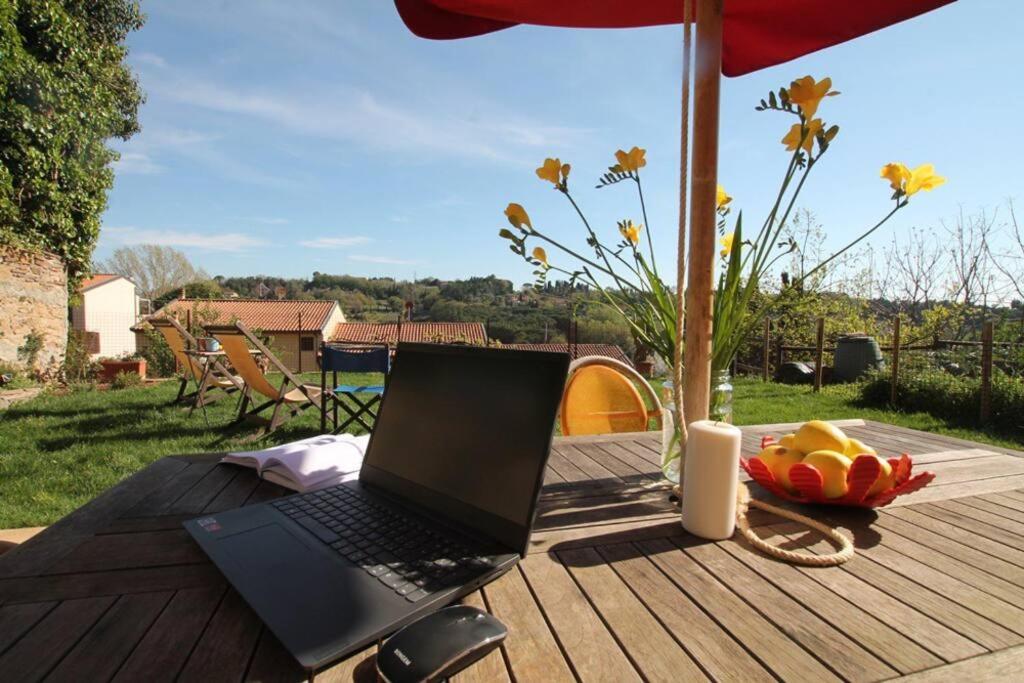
[0,374,1019,529]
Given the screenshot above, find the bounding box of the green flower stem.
[634,175,658,276]
[563,191,632,291]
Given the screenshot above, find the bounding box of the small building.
[331,321,488,347]
[501,342,632,366]
[70,274,141,359]
[135,298,345,372]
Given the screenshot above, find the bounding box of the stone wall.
[0,244,67,375]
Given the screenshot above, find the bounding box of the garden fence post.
[775,335,784,374]
[891,316,901,406]
[762,318,771,382]
[814,318,825,392]
[980,320,994,424]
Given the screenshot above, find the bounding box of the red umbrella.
[394,0,955,426]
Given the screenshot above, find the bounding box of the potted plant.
[98,355,147,382]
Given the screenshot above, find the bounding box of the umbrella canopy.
[394,0,954,76]
[393,0,955,429]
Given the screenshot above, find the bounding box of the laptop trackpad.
[218,523,383,658]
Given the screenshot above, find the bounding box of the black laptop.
[185,343,569,671]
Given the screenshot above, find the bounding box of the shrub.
[137,329,177,378]
[861,368,1024,439]
[110,370,144,390]
[63,330,100,382]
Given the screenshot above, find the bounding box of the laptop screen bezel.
[358,343,569,557]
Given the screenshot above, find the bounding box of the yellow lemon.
[794,420,849,456]
[777,433,797,450]
[863,455,894,496]
[802,450,852,498]
[756,445,803,492]
[844,438,877,458]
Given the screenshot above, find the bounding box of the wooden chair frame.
[207,321,322,439]
[150,316,243,409]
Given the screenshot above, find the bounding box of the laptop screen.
[360,343,569,555]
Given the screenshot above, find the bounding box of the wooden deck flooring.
[1,419,1023,681]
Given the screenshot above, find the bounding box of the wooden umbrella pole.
[673,0,694,448]
[682,0,723,423]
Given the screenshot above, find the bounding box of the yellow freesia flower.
[905,164,946,196]
[532,246,548,265]
[880,163,911,192]
[619,221,641,245]
[781,118,824,153]
[505,203,532,230]
[716,185,732,210]
[720,232,735,258]
[787,76,838,120]
[614,146,647,173]
[536,158,561,185]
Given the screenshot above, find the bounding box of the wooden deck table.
[3,419,1024,681]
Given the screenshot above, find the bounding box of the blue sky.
[98,1,1022,287]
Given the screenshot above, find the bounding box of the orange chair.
[559,356,664,436]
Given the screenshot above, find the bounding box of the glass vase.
[660,380,681,484]
[709,369,734,423]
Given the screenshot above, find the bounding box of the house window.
[300,336,315,352]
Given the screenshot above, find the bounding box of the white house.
[70,274,141,359]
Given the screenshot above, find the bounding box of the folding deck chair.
[207,321,323,438]
[319,342,390,434]
[149,316,243,410]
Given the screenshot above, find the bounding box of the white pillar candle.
[681,419,742,540]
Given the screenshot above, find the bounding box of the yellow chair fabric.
[155,324,204,381]
[560,364,649,436]
[216,334,282,400]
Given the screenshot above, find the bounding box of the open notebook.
[222,434,370,493]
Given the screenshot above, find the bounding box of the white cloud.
[299,236,372,249]
[134,52,167,68]
[349,254,420,265]
[113,152,163,175]
[104,226,269,251]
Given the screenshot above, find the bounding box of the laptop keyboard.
[271,485,500,603]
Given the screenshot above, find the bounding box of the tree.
[0,0,145,284]
[152,278,222,309]
[99,244,209,300]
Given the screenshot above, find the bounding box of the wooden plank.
[893,474,1024,507]
[482,565,575,683]
[45,591,173,682]
[545,445,593,483]
[887,644,1024,682]
[203,470,263,513]
[113,585,226,682]
[534,489,676,532]
[929,499,1024,537]
[837,544,1022,651]
[177,588,263,681]
[767,524,985,664]
[611,439,662,468]
[679,538,896,682]
[640,537,840,681]
[316,642,378,683]
[873,512,1024,588]
[0,457,190,579]
[592,441,663,479]
[450,591,511,683]
[244,626,306,683]
[44,529,205,574]
[873,516,1024,601]
[978,491,1024,513]
[720,529,941,674]
[0,596,115,682]
[885,506,1024,569]
[166,464,239,515]
[597,542,773,682]
[559,546,707,681]
[529,517,683,555]
[955,495,1024,524]
[517,552,638,681]
[0,601,55,656]
[244,479,290,505]
[0,563,224,605]
[861,420,1024,459]
[554,444,621,483]
[99,514,194,535]
[121,460,217,517]
[562,443,648,481]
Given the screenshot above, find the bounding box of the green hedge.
[861,369,1024,439]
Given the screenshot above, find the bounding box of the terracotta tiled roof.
[501,343,632,366]
[79,274,123,292]
[137,298,338,332]
[331,321,488,346]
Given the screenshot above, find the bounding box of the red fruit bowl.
[740,436,935,508]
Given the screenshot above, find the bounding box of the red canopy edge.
[393,0,956,76]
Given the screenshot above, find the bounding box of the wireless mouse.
[376,605,508,682]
